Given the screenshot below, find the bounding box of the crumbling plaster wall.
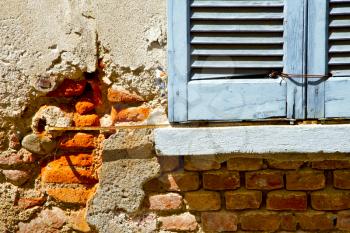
[0,0,167,232]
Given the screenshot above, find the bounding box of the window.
[168,0,350,122]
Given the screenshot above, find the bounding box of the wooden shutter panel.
[168,0,306,122]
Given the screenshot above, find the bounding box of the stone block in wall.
[267,159,304,170]
[184,191,221,211]
[240,211,281,232]
[59,133,96,150]
[202,170,240,190]
[337,211,350,231]
[245,170,284,190]
[225,189,262,210]
[158,156,180,172]
[184,157,221,171]
[312,159,350,169]
[158,212,198,232]
[296,211,334,231]
[107,86,144,103]
[201,211,238,232]
[334,170,350,189]
[147,193,183,211]
[41,165,97,184]
[311,189,350,210]
[73,113,100,127]
[144,172,200,192]
[266,190,307,211]
[286,169,326,190]
[227,157,264,171]
[280,213,297,231]
[47,187,95,205]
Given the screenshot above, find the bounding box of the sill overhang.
[155,124,350,156]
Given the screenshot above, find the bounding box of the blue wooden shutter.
[168,0,306,122]
[308,0,350,118]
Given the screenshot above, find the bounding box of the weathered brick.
[312,159,350,169]
[87,79,102,106]
[59,133,95,149]
[227,157,264,171]
[245,170,284,190]
[203,170,240,190]
[296,211,334,231]
[47,79,86,97]
[184,157,221,171]
[280,213,297,231]
[47,187,94,205]
[18,197,46,209]
[73,113,100,127]
[148,193,183,211]
[240,211,281,231]
[334,170,350,189]
[159,212,198,231]
[0,148,35,167]
[144,172,200,192]
[337,211,350,231]
[268,159,304,170]
[266,191,307,211]
[286,169,325,190]
[112,106,150,122]
[41,165,97,184]
[201,211,238,232]
[70,208,91,232]
[107,86,144,103]
[75,99,95,115]
[2,169,32,186]
[158,156,180,172]
[225,190,261,210]
[185,191,221,211]
[311,189,350,210]
[53,154,93,167]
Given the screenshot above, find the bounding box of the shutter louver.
[190,0,285,80]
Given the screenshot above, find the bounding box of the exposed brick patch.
[227,157,264,171]
[280,213,297,231]
[266,190,307,211]
[312,159,350,169]
[107,86,144,103]
[201,211,238,232]
[240,211,281,231]
[112,106,150,122]
[47,79,86,97]
[334,170,350,189]
[296,211,334,231]
[75,99,95,115]
[225,190,261,210]
[159,212,198,231]
[286,169,325,190]
[144,172,200,192]
[202,170,240,190]
[59,133,95,150]
[18,197,46,210]
[47,187,94,205]
[158,156,180,172]
[245,170,284,190]
[337,211,350,231]
[184,157,221,171]
[41,165,97,184]
[0,148,35,167]
[311,189,350,210]
[52,154,93,167]
[73,114,100,127]
[148,193,183,211]
[267,159,304,170]
[185,191,221,211]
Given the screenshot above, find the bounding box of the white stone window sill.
[155,125,350,156]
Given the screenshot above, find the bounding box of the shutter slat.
[191,68,272,80]
[191,12,283,20]
[191,33,283,44]
[329,43,350,53]
[192,46,283,56]
[330,18,350,28]
[330,7,350,15]
[329,56,350,65]
[191,59,283,68]
[191,0,284,8]
[330,30,350,40]
[191,23,283,32]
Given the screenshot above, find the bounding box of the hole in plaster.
[37,118,47,133]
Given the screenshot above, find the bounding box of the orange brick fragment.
[75,99,95,115]
[47,187,95,204]
[73,114,100,127]
[107,86,144,103]
[59,133,95,149]
[52,154,93,167]
[18,197,46,209]
[47,79,86,97]
[41,164,97,184]
[112,106,150,122]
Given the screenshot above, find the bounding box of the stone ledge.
[155,125,350,156]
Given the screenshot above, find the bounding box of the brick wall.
[144,156,350,232]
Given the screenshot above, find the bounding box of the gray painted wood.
[307,0,328,119]
[325,77,350,118]
[191,12,283,20]
[155,125,350,156]
[284,0,307,119]
[191,33,284,45]
[187,79,286,121]
[191,59,283,69]
[167,0,189,122]
[191,24,284,33]
[191,0,284,8]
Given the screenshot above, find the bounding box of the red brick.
[158,156,180,172]
[75,99,95,115]
[280,213,297,231]
[47,79,86,97]
[311,189,350,210]
[245,170,284,190]
[148,193,183,211]
[227,157,264,171]
[53,154,93,167]
[286,169,325,190]
[185,191,221,211]
[312,159,350,169]
[47,187,94,205]
[107,86,144,103]
[18,197,46,209]
[268,159,304,170]
[240,211,281,231]
[59,133,95,149]
[159,212,198,231]
[225,190,261,210]
[184,157,221,171]
[87,79,102,106]
[334,170,350,189]
[144,172,200,192]
[203,170,240,190]
[41,164,97,184]
[112,106,150,122]
[266,191,307,211]
[337,211,350,231]
[201,211,238,232]
[296,211,334,231]
[73,113,99,127]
